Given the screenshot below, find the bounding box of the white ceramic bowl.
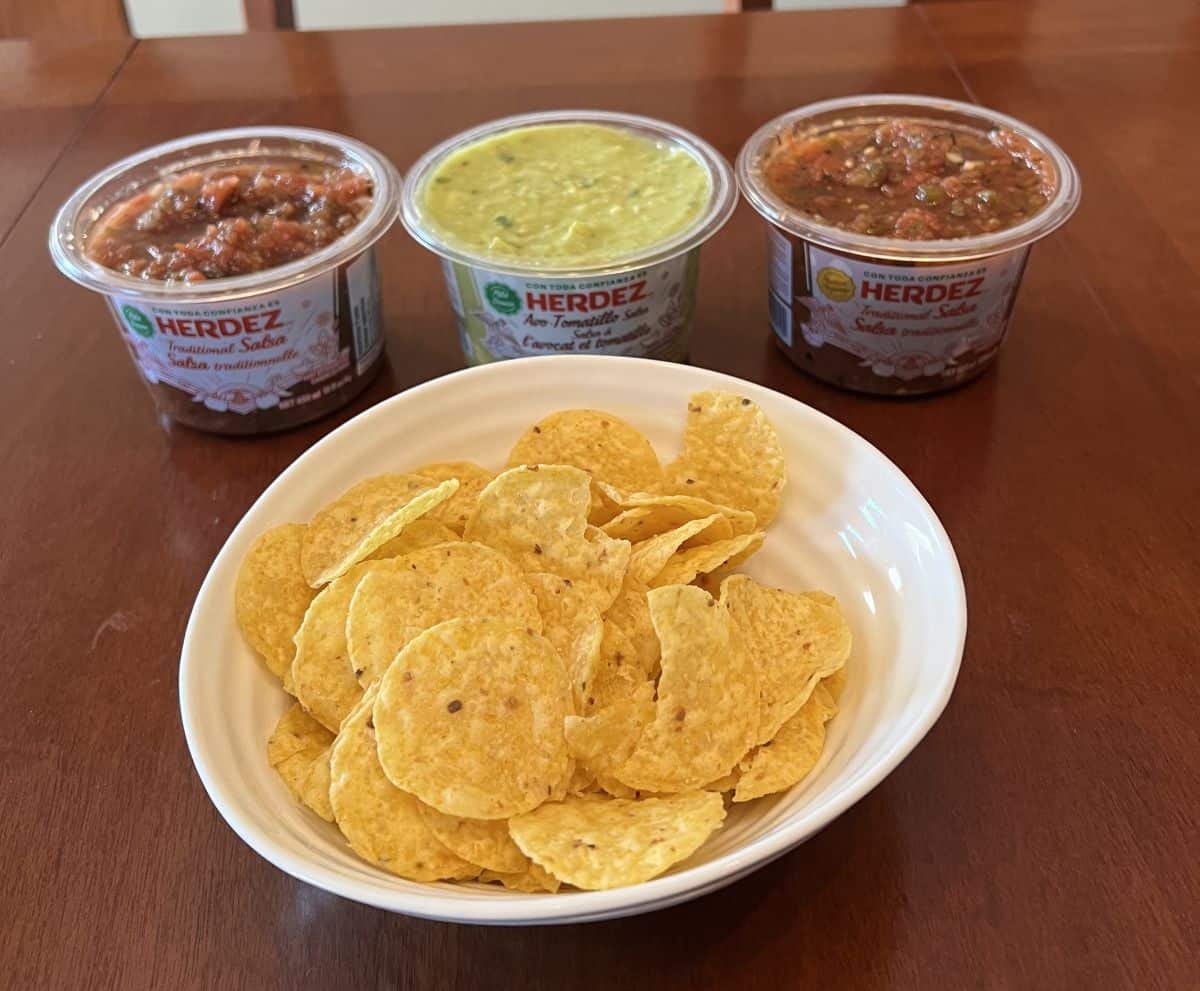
[180,355,966,925]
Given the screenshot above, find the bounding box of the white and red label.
[108,252,380,416]
[444,250,699,364]
[768,233,1028,383]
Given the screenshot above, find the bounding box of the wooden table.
[0,38,132,241]
[3,1,1197,986]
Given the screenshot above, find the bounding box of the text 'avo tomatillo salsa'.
[738,96,1080,396]
[402,111,736,365]
[51,128,400,435]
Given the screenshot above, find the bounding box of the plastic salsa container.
[401,110,736,365]
[737,95,1081,395]
[50,127,400,434]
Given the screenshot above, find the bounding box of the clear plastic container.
[737,95,1081,395]
[50,127,400,434]
[401,110,736,365]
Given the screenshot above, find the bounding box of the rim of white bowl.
[179,355,967,925]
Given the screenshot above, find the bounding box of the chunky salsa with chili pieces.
[762,118,1052,240]
[86,161,373,283]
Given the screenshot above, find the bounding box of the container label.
[769,236,1029,386]
[108,262,381,416]
[442,251,700,364]
[346,249,383,377]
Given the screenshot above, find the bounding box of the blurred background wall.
[1,0,908,39]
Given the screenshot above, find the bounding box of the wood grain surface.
[0,0,128,41]
[0,39,132,241]
[1,2,1197,988]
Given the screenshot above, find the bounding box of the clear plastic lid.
[736,94,1081,263]
[401,109,737,278]
[49,126,401,302]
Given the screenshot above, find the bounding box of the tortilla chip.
[601,495,758,544]
[704,770,739,794]
[267,703,336,820]
[407,461,495,534]
[626,514,733,587]
[733,684,838,802]
[465,465,630,612]
[291,561,380,732]
[347,542,541,687]
[664,391,786,527]
[298,747,335,822]
[565,763,598,796]
[650,531,764,588]
[507,409,663,494]
[721,575,851,745]
[373,618,571,819]
[301,474,458,587]
[509,792,726,890]
[694,564,736,597]
[236,524,314,679]
[564,683,656,779]
[524,572,604,712]
[611,585,758,792]
[368,518,460,560]
[477,862,562,893]
[823,665,848,703]
[602,578,661,676]
[416,803,529,873]
[328,689,477,881]
[580,621,649,713]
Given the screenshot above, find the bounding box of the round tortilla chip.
[693,564,736,597]
[580,621,647,713]
[292,561,378,732]
[465,465,630,612]
[408,461,495,534]
[601,494,758,543]
[374,618,572,820]
[602,579,660,676]
[416,803,530,874]
[524,572,603,662]
[236,524,314,680]
[564,682,656,779]
[301,473,458,587]
[267,703,335,820]
[299,746,335,822]
[612,585,759,793]
[733,683,838,802]
[368,518,460,561]
[664,391,786,527]
[509,792,726,890]
[477,863,562,893]
[565,763,598,796]
[347,542,541,688]
[720,575,851,745]
[651,531,764,589]
[329,689,477,881]
[524,572,604,710]
[626,514,734,587]
[704,770,739,794]
[823,664,848,703]
[587,479,627,526]
[507,410,663,494]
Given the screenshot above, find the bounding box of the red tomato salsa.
[86,162,373,282]
[762,118,1052,240]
